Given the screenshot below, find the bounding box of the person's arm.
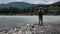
[42,10,44,14]
[37,10,40,14]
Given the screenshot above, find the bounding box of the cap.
[39,7,42,8]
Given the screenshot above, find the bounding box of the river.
[0,15,60,29]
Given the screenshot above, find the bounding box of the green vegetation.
[0,3,60,15]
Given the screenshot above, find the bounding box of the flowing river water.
[0,15,60,29]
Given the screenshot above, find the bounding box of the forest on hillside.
[0,3,60,15]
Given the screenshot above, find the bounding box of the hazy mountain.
[0,1,59,8]
[54,1,60,4]
[49,1,60,7]
[0,2,38,8]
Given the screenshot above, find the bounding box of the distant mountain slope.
[54,1,60,4]
[0,1,60,9]
[0,2,37,8]
[49,1,60,7]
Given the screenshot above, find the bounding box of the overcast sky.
[0,0,60,4]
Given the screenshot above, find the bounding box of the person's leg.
[40,15,43,26]
[39,16,40,25]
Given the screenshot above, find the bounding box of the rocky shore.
[0,24,60,34]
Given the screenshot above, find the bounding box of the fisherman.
[37,7,44,26]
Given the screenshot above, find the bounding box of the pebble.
[0,24,60,34]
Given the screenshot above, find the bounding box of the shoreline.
[0,15,59,16]
[0,24,60,34]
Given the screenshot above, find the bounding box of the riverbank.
[0,24,60,34]
[0,14,59,16]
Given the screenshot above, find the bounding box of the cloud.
[0,0,22,4]
[0,0,60,4]
[45,0,60,4]
[22,0,60,4]
[46,1,54,4]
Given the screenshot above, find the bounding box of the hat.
[39,7,42,9]
[39,7,42,8]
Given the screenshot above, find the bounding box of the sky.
[0,0,60,4]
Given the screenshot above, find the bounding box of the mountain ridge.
[0,1,60,8]
[0,2,38,8]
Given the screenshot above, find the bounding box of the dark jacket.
[38,10,44,16]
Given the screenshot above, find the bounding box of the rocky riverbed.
[0,24,60,34]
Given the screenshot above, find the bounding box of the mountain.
[49,1,60,7]
[0,1,60,8]
[29,1,60,8]
[0,2,38,8]
[54,1,60,4]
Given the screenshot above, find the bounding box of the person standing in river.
[37,7,44,26]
